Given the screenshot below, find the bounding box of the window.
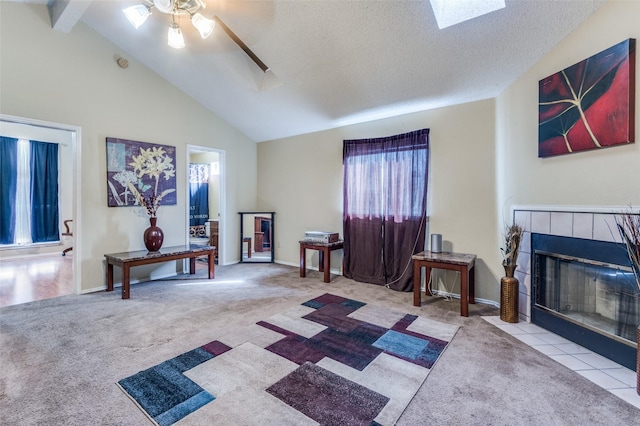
[0,137,59,245]
[343,129,429,291]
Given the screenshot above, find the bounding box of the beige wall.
[0,3,257,291]
[258,0,640,304]
[497,0,640,215]
[258,99,500,301]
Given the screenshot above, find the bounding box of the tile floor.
[482,316,640,410]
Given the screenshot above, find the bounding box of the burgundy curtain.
[343,129,429,291]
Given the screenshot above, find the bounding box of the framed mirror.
[239,212,275,263]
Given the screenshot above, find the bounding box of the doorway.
[186,145,225,264]
[0,114,81,305]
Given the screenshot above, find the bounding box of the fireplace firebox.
[532,233,639,370]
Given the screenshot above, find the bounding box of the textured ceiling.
[55,1,606,141]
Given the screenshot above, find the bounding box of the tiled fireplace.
[512,207,639,370]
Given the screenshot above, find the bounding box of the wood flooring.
[0,253,74,307]
[0,254,214,307]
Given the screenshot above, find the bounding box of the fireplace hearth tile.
[550,354,593,371]
[574,353,625,370]
[601,367,638,387]
[509,323,544,334]
[609,388,640,409]
[531,344,567,356]
[533,332,571,345]
[554,342,594,355]
[512,333,547,346]
[495,324,525,334]
[577,369,629,390]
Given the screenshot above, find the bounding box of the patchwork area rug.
[117,293,459,425]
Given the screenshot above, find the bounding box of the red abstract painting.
[538,39,636,158]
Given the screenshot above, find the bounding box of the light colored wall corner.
[496,0,640,232]
[258,98,501,302]
[0,3,258,291]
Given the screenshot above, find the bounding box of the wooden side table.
[299,240,344,283]
[105,245,215,299]
[412,250,476,317]
[243,237,252,258]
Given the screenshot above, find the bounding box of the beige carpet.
[0,262,638,425]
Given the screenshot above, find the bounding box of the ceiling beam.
[48,0,93,33]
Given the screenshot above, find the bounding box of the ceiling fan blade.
[213,15,269,73]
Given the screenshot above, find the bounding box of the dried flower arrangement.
[501,223,524,267]
[616,210,640,293]
[126,146,176,218]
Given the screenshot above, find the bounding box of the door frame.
[185,144,226,265]
[0,113,81,296]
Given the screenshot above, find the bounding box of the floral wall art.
[106,137,177,211]
[538,38,636,157]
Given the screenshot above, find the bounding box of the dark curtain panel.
[343,128,429,291]
[189,163,209,237]
[30,140,59,242]
[0,137,18,244]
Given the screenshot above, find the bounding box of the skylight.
[430,0,506,29]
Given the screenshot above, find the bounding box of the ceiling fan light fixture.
[191,13,215,39]
[168,22,185,48]
[153,0,175,14]
[123,5,151,29]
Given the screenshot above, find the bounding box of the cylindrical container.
[500,265,519,323]
[431,234,442,253]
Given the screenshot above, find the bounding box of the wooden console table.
[299,240,344,283]
[412,251,476,317]
[105,244,215,299]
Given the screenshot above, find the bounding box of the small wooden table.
[243,237,252,258]
[105,244,215,299]
[299,240,344,283]
[412,251,476,317]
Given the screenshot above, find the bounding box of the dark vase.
[500,264,519,323]
[143,217,164,252]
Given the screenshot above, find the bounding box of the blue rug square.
[373,330,429,360]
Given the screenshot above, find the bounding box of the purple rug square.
[266,335,327,365]
[308,293,350,306]
[303,303,362,332]
[201,340,231,356]
[390,314,418,332]
[307,324,385,371]
[257,320,304,339]
[266,362,389,426]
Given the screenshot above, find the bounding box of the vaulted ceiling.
[44,0,605,142]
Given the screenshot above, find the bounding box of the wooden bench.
[105,244,215,299]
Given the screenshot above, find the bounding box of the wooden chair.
[62,219,73,256]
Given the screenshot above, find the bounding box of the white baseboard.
[275,260,342,276]
[428,290,499,308]
[81,271,178,294]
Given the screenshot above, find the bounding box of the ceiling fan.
[123,0,270,74]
